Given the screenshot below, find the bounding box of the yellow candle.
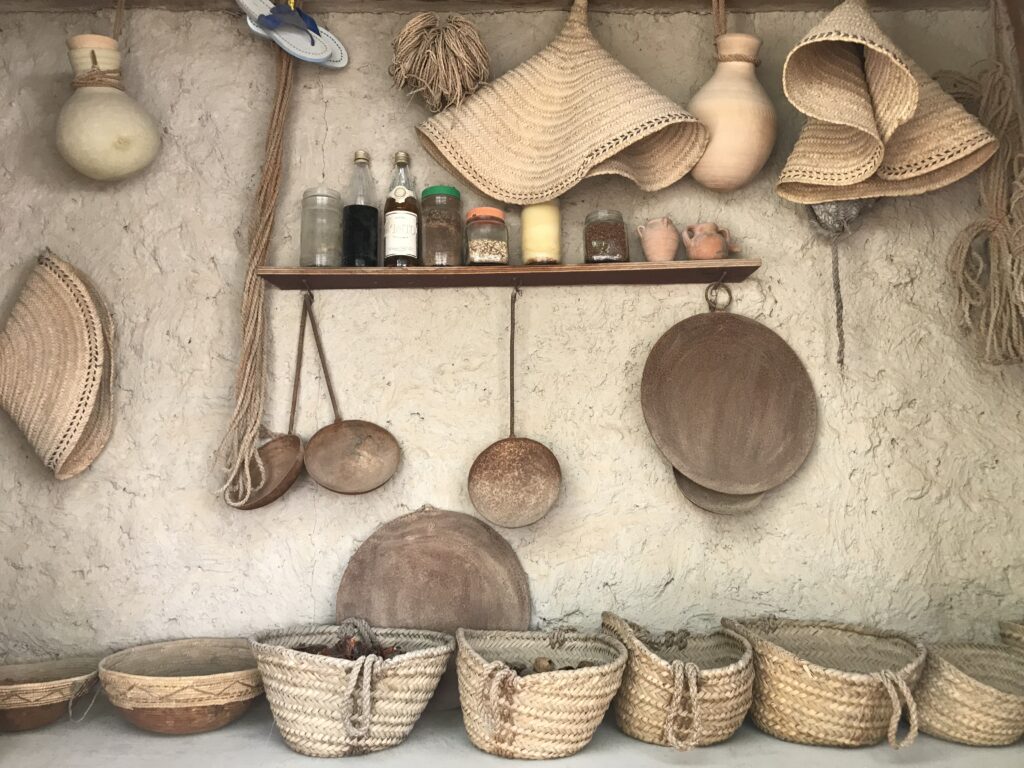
[521,200,561,264]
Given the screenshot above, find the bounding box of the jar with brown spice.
[421,185,462,266]
[584,209,629,263]
[466,207,509,265]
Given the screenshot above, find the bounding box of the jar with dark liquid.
[383,151,420,267]
[341,149,378,267]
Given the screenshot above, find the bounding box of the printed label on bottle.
[384,210,418,257]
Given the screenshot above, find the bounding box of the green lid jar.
[421,185,463,266]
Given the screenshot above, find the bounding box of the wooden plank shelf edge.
[258,259,761,289]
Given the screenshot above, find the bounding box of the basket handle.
[339,653,380,739]
[665,660,702,751]
[480,661,518,734]
[878,669,918,749]
[337,617,381,649]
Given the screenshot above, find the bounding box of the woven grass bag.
[723,617,926,748]
[776,0,996,203]
[601,612,752,750]
[1000,620,1024,652]
[251,620,454,757]
[418,0,707,204]
[917,644,1024,746]
[457,627,626,759]
[0,657,98,732]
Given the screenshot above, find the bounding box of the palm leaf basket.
[1000,620,1024,653]
[457,627,627,759]
[723,617,926,748]
[601,612,753,750]
[250,620,454,758]
[917,643,1024,746]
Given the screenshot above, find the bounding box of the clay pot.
[688,33,777,192]
[637,217,680,262]
[56,34,160,181]
[682,223,740,260]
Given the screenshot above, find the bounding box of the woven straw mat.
[251,621,453,758]
[99,639,263,710]
[418,0,707,205]
[917,643,1024,746]
[723,617,926,748]
[1000,620,1024,653]
[776,0,996,203]
[457,627,627,759]
[0,250,113,479]
[0,658,98,710]
[601,612,753,750]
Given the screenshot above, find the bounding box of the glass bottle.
[300,186,342,267]
[341,150,378,268]
[383,151,420,267]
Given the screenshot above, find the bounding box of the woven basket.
[99,638,263,734]
[457,627,627,759]
[916,643,1024,746]
[1000,620,1024,653]
[601,612,753,750]
[723,617,926,748]
[0,657,98,732]
[251,620,454,757]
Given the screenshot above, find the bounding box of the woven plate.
[642,312,817,495]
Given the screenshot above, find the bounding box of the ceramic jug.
[637,217,680,262]
[688,33,776,192]
[57,34,160,181]
[682,223,739,260]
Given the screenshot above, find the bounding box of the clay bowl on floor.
[0,657,99,732]
[99,638,263,735]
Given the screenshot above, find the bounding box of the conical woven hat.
[0,252,113,479]
[417,0,708,204]
[777,0,996,204]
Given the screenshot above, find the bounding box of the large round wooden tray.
[642,311,817,495]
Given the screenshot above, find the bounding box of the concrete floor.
[2,697,1022,767]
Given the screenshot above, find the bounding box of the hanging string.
[112,0,126,41]
[508,287,521,438]
[710,0,759,64]
[218,47,296,507]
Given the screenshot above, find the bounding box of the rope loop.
[481,662,517,734]
[705,278,732,312]
[67,680,101,724]
[338,653,379,739]
[665,660,702,750]
[877,669,918,749]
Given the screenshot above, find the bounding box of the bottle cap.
[303,186,342,201]
[467,206,505,222]
[354,150,370,163]
[422,185,460,200]
[394,151,410,165]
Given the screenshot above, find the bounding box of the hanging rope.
[71,0,128,90]
[218,47,296,507]
[508,287,520,438]
[112,0,126,40]
[709,0,758,64]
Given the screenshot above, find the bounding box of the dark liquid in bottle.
[342,205,379,267]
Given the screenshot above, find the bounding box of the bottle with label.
[341,150,378,268]
[383,151,420,267]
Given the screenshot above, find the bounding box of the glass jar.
[466,207,509,265]
[584,209,629,263]
[300,186,342,267]
[521,199,561,264]
[421,185,463,266]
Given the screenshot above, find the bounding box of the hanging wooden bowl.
[673,468,765,515]
[642,311,817,495]
[236,435,304,510]
[304,419,400,495]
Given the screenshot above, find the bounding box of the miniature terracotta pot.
[637,217,680,262]
[688,33,777,192]
[682,223,740,260]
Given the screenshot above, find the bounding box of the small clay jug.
[688,33,777,192]
[682,223,740,260]
[637,217,680,262]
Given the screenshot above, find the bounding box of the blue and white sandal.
[235,0,330,64]
[245,12,348,69]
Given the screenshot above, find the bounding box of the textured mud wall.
[1,6,1022,661]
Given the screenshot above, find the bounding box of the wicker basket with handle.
[917,643,1024,746]
[457,627,626,759]
[250,620,453,757]
[722,617,926,748]
[601,612,752,750]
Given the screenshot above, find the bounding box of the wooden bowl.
[99,638,263,735]
[0,657,98,732]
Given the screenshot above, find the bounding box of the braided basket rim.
[722,617,926,683]
[250,623,456,669]
[98,638,259,684]
[928,643,1024,702]
[0,657,99,710]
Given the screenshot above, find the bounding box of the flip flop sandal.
[246,13,348,69]
[235,0,330,63]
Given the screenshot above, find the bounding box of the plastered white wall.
[1,6,1021,661]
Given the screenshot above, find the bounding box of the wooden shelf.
[258,259,760,290]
